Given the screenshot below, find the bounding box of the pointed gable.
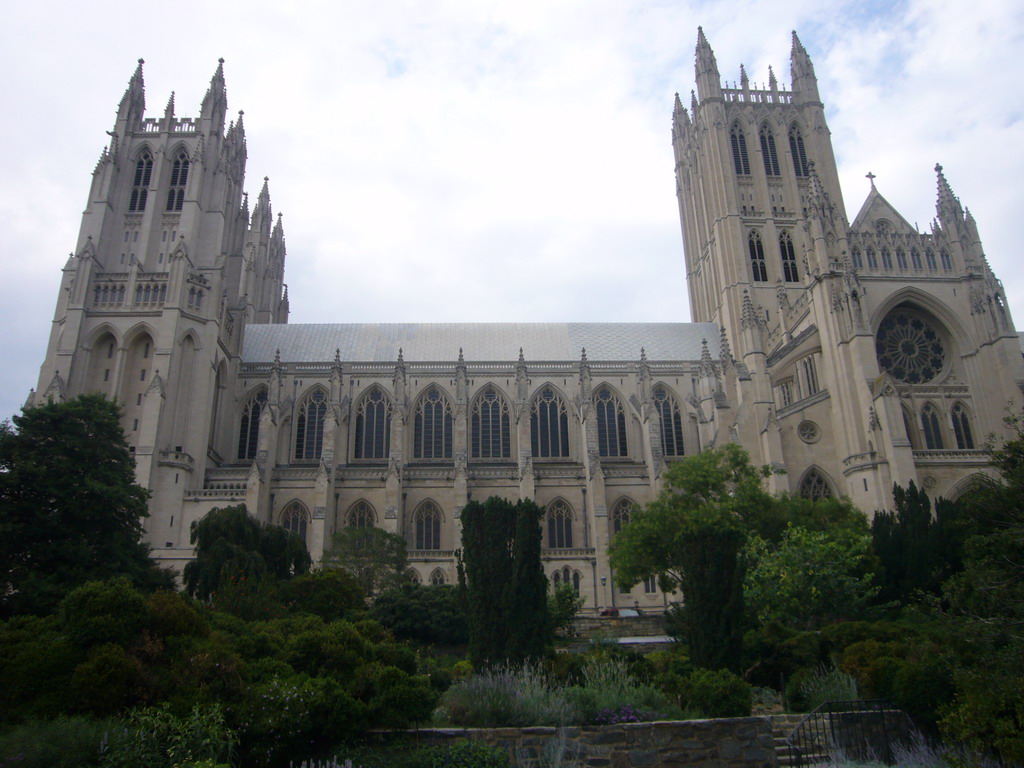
[850,184,917,235]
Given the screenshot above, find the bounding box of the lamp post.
[601,575,607,612]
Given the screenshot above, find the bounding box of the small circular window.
[875,310,946,384]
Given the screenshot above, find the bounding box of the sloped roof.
[242,322,721,363]
[851,184,918,234]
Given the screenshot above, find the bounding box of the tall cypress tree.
[460,496,548,667]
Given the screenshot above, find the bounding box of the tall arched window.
[730,123,751,175]
[595,387,627,457]
[749,231,768,282]
[952,404,975,450]
[295,389,328,460]
[653,386,684,456]
[940,250,952,271]
[552,566,581,594]
[166,150,189,211]
[430,568,446,586]
[129,151,153,212]
[799,468,833,500]
[911,249,922,270]
[347,500,376,528]
[789,126,809,177]
[611,498,633,535]
[238,388,268,460]
[546,499,574,548]
[779,232,799,283]
[922,403,944,450]
[866,248,878,270]
[406,569,422,585]
[472,387,511,458]
[413,501,442,550]
[413,388,453,459]
[759,125,780,176]
[851,249,863,270]
[896,249,908,270]
[531,388,570,458]
[354,388,392,459]
[881,248,893,271]
[281,501,310,542]
[925,250,937,270]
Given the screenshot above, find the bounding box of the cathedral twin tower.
[33,32,1023,607]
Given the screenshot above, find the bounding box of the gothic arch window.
[166,150,189,211]
[851,248,863,270]
[748,231,768,282]
[546,499,574,549]
[925,249,937,270]
[881,248,893,271]
[921,403,944,449]
[531,387,570,458]
[789,125,809,177]
[471,387,511,459]
[406,568,422,585]
[552,566,582,594]
[295,388,328,460]
[730,123,751,175]
[940,250,952,271]
[238,388,268,460]
[595,387,627,457]
[779,231,799,283]
[354,388,392,459]
[866,248,878,270]
[413,387,453,459]
[896,249,908,270]
[801,355,819,396]
[798,468,833,500]
[430,568,447,586]
[875,309,946,384]
[902,406,919,449]
[653,385,684,456]
[911,249,923,270]
[413,501,443,550]
[951,403,975,450]
[129,150,153,212]
[281,501,310,542]
[347,500,376,528]
[611,498,634,535]
[759,125,780,176]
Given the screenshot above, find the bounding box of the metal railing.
[785,700,911,768]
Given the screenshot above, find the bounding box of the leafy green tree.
[183,504,311,600]
[549,582,586,637]
[322,524,408,596]
[370,583,469,646]
[460,496,549,666]
[609,444,769,671]
[0,394,173,617]
[744,525,878,630]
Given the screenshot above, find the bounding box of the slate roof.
[242,323,721,363]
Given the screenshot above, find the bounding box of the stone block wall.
[407,717,777,768]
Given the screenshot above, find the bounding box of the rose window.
[875,312,945,384]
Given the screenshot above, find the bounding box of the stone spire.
[934,163,965,236]
[695,27,722,100]
[790,31,820,103]
[116,58,146,127]
[200,57,228,130]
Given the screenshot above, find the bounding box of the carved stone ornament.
[384,505,398,520]
[797,420,820,444]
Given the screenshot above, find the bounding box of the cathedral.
[32,30,1024,611]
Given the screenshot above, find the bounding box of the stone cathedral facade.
[32,33,1024,611]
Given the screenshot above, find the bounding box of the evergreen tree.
[322,525,407,596]
[0,394,172,617]
[460,496,548,667]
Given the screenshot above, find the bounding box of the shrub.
[284,620,373,678]
[441,663,577,727]
[370,584,469,646]
[788,663,859,713]
[100,704,236,768]
[71,643,144,715]
[59,577,148,649]
[431,739,508,768]
[681,668,752,718]
[350,662,438,728]
[0,716,111,768]
[0,614,81,720]
[279,569,365,621]
[145,589,209,639]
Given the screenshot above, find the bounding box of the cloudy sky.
[1,0,1022,421]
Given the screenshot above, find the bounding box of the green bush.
[0,716,110,767]
[0,614,81,720]
[370,585,469,646]
[681,668,752,718]
[145,589,209,639]
[432,739,509,768]
[440,663,578,727]
[350,662,438,728]
[100,704,236,768]
[279,569,365,621]
[786,663,858,713]
[71,643,144,715]
[285,620,374,678]
[59,577,148,649]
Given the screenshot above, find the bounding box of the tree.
[610,444,769,671]
[322,525,407,596]
[459,496,549,666]
[183,504,311,600]
[370,584,469,646]
[0,394,172,617]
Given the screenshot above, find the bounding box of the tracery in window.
[748,231,768,282]
[875,311,946,384]
[730,123,751,175]
[546,499,574,549]
[780,231,799,282]
[166,150,189,211]
[281,501,310,542]
[881,249,893,270]
[611,498,633,535]
[531,387,570,458]
[129,151,153,212]
[799,468,833,500]
[759,125,780,176]
[430,568,446,586]
[354,388,392,459]
[238,387,268,460]
[922,403,944,449]
[653,386,685,456]
[952,403,974,450]
[595,387,627,457]
[347,500,376,528]
[413,501,442,550]
[866,248,878,269]
[552,566,581,594]
[406,569,422,585]
[295,389,328,460]
[413,387,453,459]
[789,126,809,177]
[896,249,908,270]
[472,387,511,459]
[911,249,922,270]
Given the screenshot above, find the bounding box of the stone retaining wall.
[405,717,777,768]
[572,614,666,639]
